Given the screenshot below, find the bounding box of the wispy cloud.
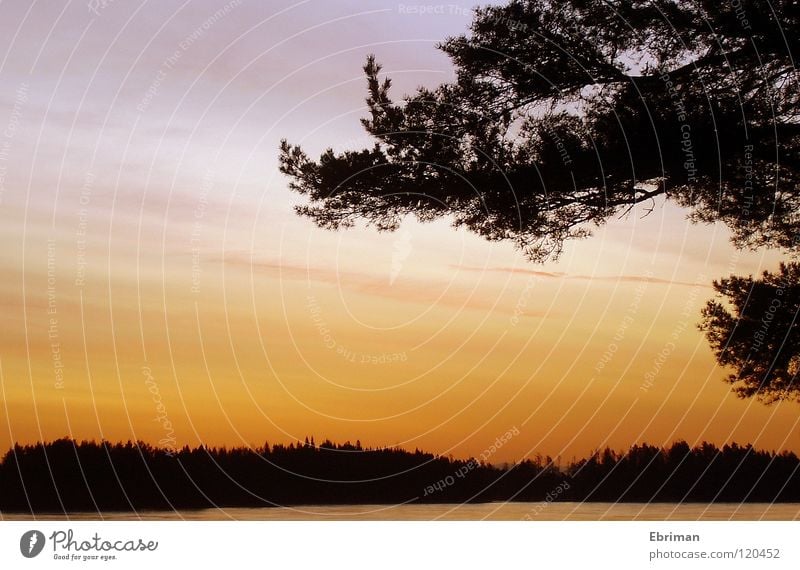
[220,255,550,318]
[453,265,712,288]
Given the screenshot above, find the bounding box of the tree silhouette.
[700,262,800,402]
[280,0,800,261]
[278,0,800,403]
[2,437,799,513]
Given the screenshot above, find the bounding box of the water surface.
[4,503,799,521]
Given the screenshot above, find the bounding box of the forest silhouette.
[1,438,799,513]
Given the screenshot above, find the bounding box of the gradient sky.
[0,0,797,464]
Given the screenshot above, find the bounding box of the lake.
[4,502,799,521]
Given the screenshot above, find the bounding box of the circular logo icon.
[20,530,45,558]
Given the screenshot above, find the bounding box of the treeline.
[1,438,798,513]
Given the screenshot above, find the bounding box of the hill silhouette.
[1,438,798,513]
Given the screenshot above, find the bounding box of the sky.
[0,0,797,464]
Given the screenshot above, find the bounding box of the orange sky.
[0,0,797,463]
